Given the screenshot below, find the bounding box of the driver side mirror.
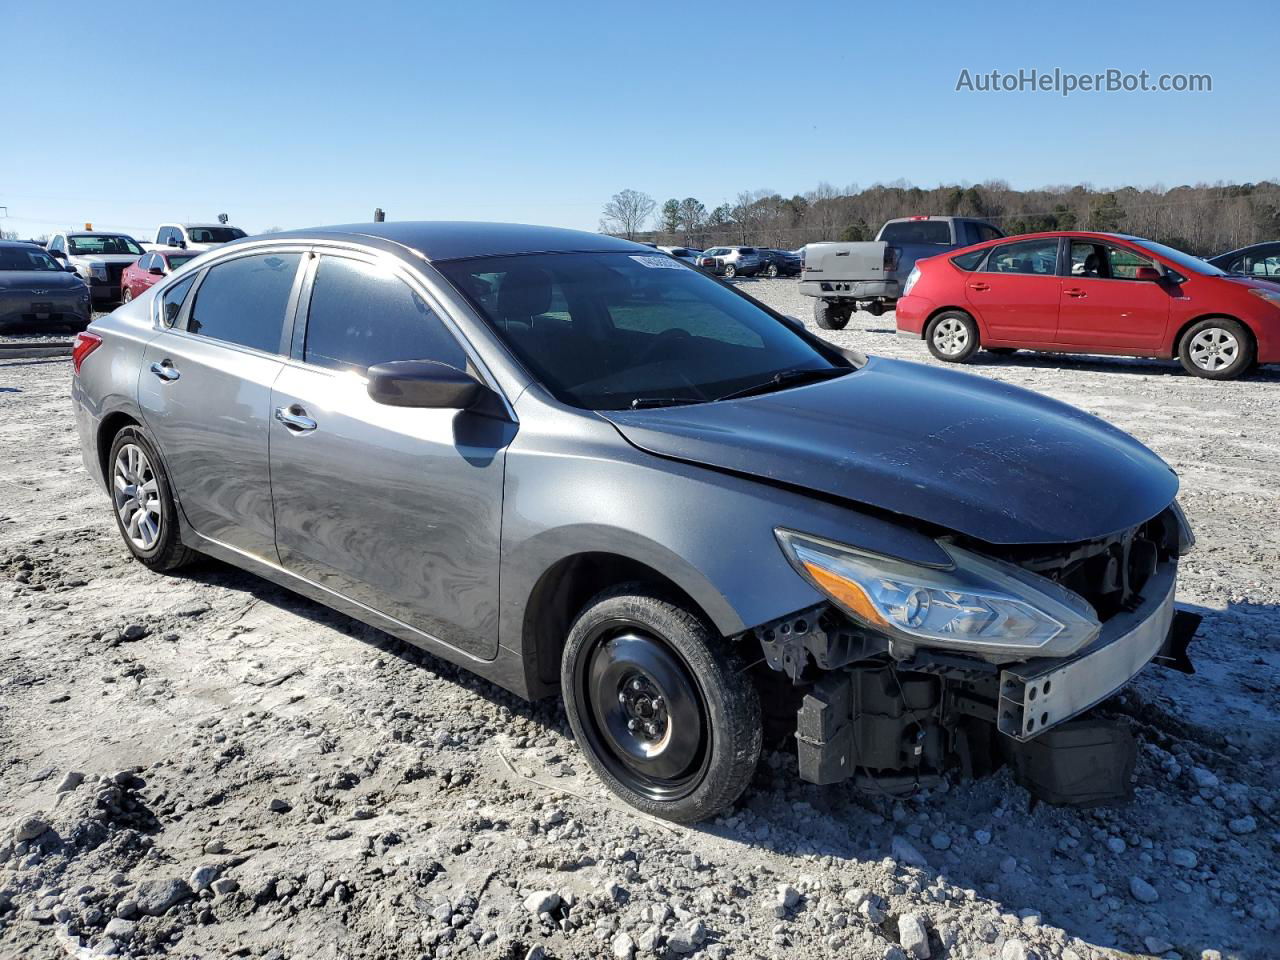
[367,360,490,409]
[1134,266,1162,282]
[64,264,79,273]
[148,266,164,276]
[49,249,65,259]
[167,237,185,248]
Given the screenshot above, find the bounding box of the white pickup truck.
[46,231,147,305]
[800,216,1004,329]
[143,222,247,253]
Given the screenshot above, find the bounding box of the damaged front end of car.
[750,502,1200,806]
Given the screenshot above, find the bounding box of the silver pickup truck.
[800,216,1004,329]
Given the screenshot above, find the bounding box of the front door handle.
[275,405,318,433]
[149,360,180,382]
[968,282,990,292]
[1063,288,1087,298]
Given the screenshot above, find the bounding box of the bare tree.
[677,198,706,243]
[600,189,656,240]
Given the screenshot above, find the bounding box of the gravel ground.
[1,281,1277,960]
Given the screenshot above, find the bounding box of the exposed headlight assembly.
[90,263,108,279]
[776,529,1100,660]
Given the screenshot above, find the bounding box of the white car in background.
[657,245,703,266]
[46,231,146,305]
[145,222,247,253]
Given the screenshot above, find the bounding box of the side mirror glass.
[1134,266,1162,281]
[366,360,486,409]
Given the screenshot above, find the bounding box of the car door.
[138,249,305,560]
[268,251,512,659]
[963,237,1063,343]
[1057,240,1171,351]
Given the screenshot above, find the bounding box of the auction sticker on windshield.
[630,255,684,269]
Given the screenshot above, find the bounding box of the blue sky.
[3,1,1273,238]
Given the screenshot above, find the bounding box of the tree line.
[599,181,1280,255]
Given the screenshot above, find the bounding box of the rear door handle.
[275,405,317,433]
[1063,288,1087,298]
[968,282,990,292]
[149,360,180,382]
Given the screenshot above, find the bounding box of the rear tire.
[561,586,762,824]
[122,287,133,304]
[926,310,980,362]
[107,426,196,572]
[814,300,851,330]
[1177,318,1253,380]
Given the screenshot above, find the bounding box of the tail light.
[72,332,103,374]
[883,246,901,273]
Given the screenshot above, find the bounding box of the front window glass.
[1070,241,1158,280]
[186,227,247,244]
[1132,240,1227,277]
[437,252,846,411]
[67,234,143,256]
[303,257,466,373]
[187,253,300,351]
[984,239,1059,275]
[0,247,63,271]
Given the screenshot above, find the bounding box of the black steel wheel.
[561,587,762,822]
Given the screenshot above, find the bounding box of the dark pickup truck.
[800,216,1004,329]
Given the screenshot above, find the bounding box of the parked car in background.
[656,245,703,266]
[144,222,247,253]
[801,216,1005,327]
[71,221,1198,822]
[758,248,802,278]
[121,250,199,303]
[0,239,91,331]
[697,246,762,278]
[895,231,1280,380]
[1208,242,1280,284]
[46,231,146,305]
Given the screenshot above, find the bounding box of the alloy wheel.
[113,443,162,550]
[932,317,970,357]
[577,623,710,802]
[1188,327,1239,372]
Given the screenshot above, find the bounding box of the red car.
[120,250,198,303]
[895,231,1280,380]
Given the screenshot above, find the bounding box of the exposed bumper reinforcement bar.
[997,564,1180,742]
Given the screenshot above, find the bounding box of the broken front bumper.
[997,562,1180,741]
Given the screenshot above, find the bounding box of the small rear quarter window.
[950,249,988,271]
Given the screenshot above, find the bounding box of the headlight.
[1247,287,1280,308]
[776,530,1100,659]
[902,266,921,296]
[90,263,108,279]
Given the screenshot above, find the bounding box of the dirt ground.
[1,282,1277,960]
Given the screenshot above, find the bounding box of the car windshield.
[187,227,246,243]
[437,251,847,410]
[67,234,143,256]
[1133,239,1228,277]
[0,247,62,271]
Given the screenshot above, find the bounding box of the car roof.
[176,222,234,228]
[0,239,46,249]
[65,230,136,237]
[264,221,649,262]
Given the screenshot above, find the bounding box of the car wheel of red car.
[926,311,980,363]
[122,288,133,304]
[1178,318,1254,380]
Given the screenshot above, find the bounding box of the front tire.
[122,287,133,304]
[926,310,980,362]
[766,263,779,278]
[814,300,851,330]
[107,426,195,571]
[723,263,737,279]
[1178,318,1253,380]
[561,587,762,824]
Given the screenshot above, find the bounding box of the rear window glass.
[737,248,756,255]
[187,253,300,351]
[950,249,988,271]
[880,221,952,245]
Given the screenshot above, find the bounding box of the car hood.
[0,270,86,291]
[600,356,1179,545]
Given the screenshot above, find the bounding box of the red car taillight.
[72,332,102,375]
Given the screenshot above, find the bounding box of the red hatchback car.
[120,250,198,303]
[895,231,1280,380]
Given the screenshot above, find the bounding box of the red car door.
[964,237,1063,344]
[1057,241,1171,351]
